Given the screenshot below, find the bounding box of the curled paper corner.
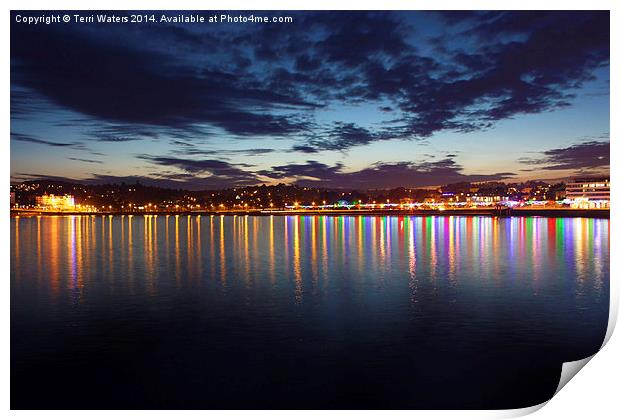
[547,303,618,397]
[540,274,620,409]
[495,322,616,419]
[542,302,617,409]
[554,355,595,396]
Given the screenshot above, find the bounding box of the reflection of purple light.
[564,219,574,257]
[70,217,78,303]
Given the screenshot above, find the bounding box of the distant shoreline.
[10,208,610,219]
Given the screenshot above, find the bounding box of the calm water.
[11,215,609,409]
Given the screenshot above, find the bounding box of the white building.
[565,178,610,208]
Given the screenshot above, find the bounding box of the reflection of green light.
[557,218,567,264]
[556,218,564,259]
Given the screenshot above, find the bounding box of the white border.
[4,1,618,418]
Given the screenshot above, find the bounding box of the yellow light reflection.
[220,215,226,288]
[269,215,275,283]
[175,215,180,285]
[293,216,302,303]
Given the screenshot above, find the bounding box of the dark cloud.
[12,11,609,151]
[519,140,610,171]
[12,172,77,183]
[378,12,606,138]
[314,12,411,67]
[295,54,322,72]
[259,158,515,189]
[281,11,608,150]
[228,148,276,156]
[302,122,408,152]
[290,145,319,154]
[11,88,52,118]
[96,137,137,143]
[87,124,165,142]
[258,160,345,181]
[136,155,259,187]
[169,145,277,157]
[434,11,493,25]
[68,157,104,164]
[135,150,517,190]
[11,132,77,148]
[428,12,609,127]
[311,122,376,151]
[11,131,106,157]
[11,17,319,139]
[460,11,580,40]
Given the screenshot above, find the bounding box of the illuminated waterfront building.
[35,194,76,210]
[565,178,610,209]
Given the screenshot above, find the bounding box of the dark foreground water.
[11,215,609,409]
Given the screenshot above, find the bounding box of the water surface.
[11,215,609,409]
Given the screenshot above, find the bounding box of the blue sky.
[10,11,610,189]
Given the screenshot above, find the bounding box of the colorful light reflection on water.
[11,215,610,409]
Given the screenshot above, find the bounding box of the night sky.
[10,11,610,190]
